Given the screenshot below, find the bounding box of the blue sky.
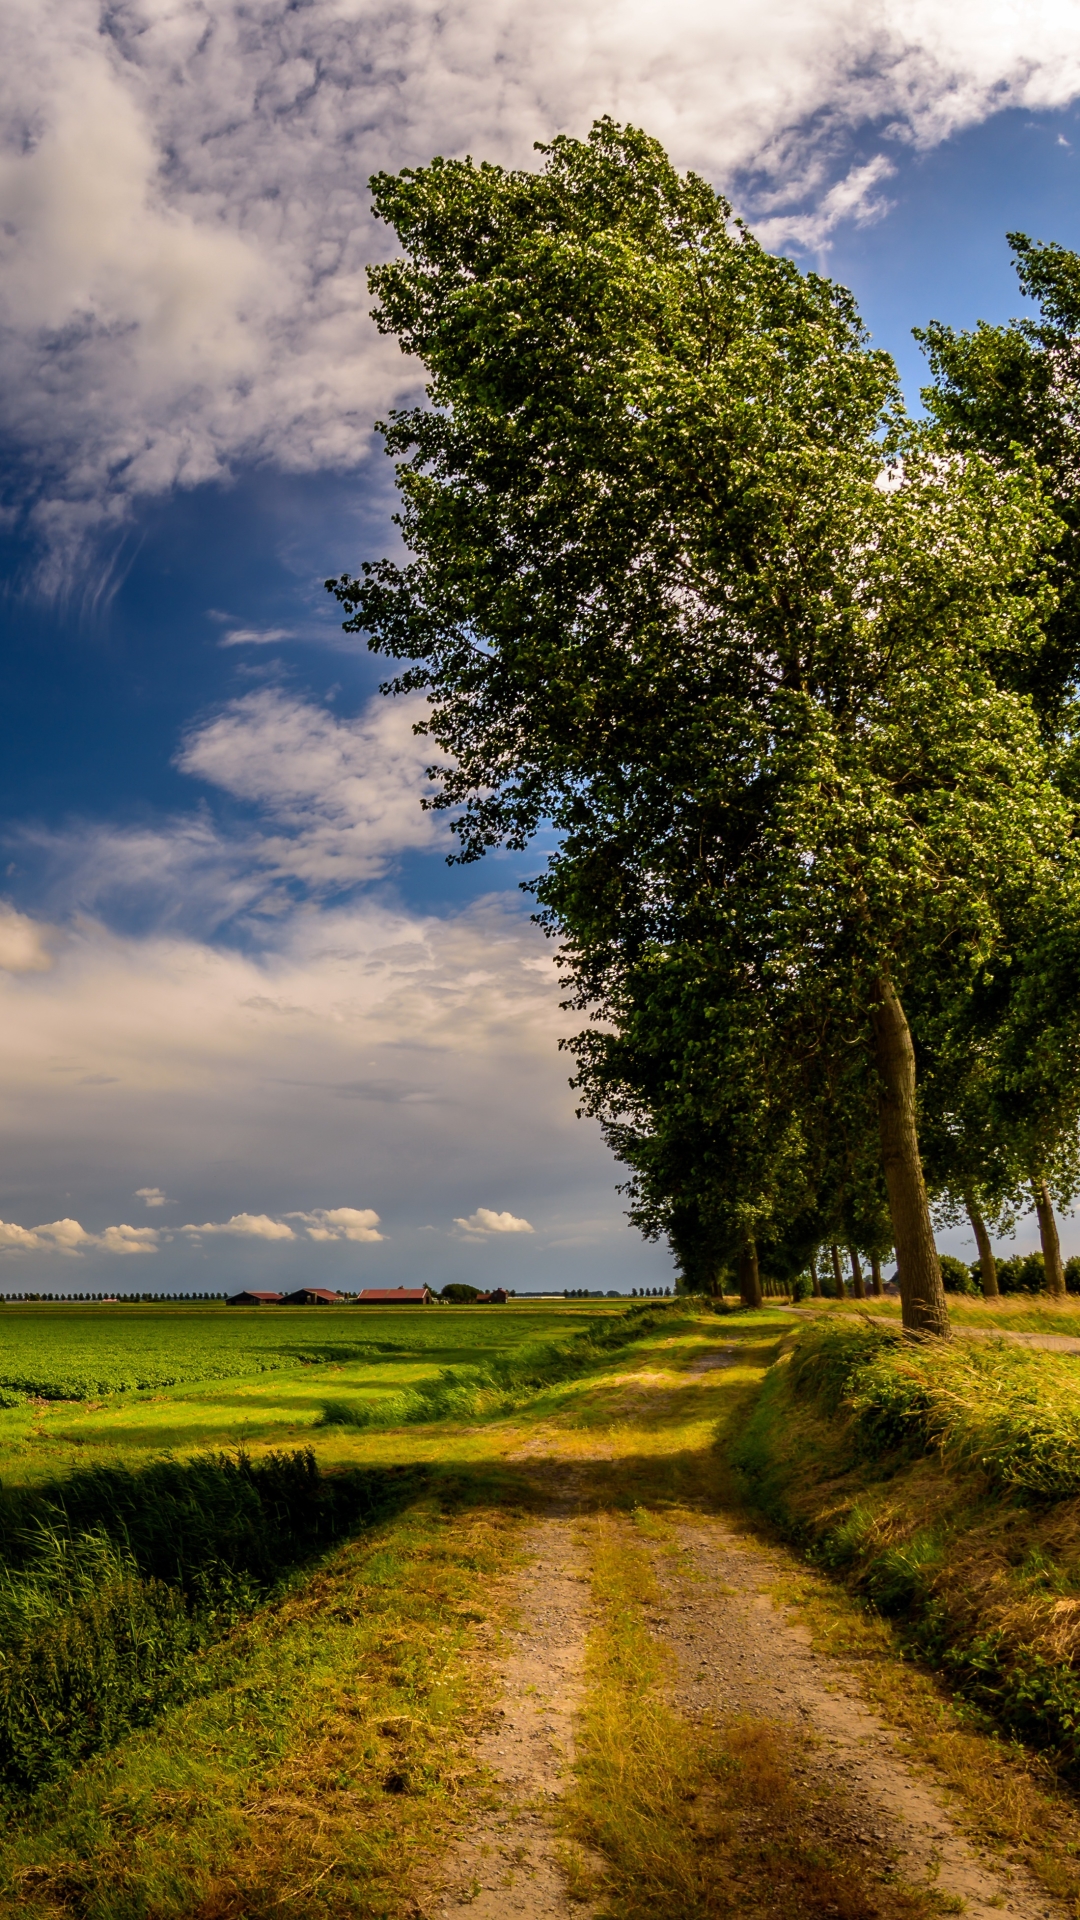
[1,0,1079,1290]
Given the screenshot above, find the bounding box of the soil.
[426,1338,1065,1919]
[426,1515,597,1919]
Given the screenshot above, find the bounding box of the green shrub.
[791,1274,813,1303]
[440,1284,480,1303]
[940,1254,978,1294]
[997,1252,1046,1294]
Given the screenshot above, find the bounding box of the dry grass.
[564,1515,941,1919]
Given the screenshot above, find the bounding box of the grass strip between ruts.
[562,1511,937,1920]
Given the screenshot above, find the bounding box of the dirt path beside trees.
[652,1514,1060,1919]
[426,1338,1066,1919]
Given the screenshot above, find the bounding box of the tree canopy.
[330,122,1080,1336]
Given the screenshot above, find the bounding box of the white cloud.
[0,1215,159,1255]
[136,1186,170,1207]
[288,1206,384,1242]
[95,1223,160,1255]
[454,1208,535,1234]
[176,688,444,886]
[219,629,295,648]
[0,892,670,1289]
[181,1213,296,1240]
[4,0,1080,581]
[0,905,53,974]
[9,690,444,925]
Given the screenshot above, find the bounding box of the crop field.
[0,1302,623,1476]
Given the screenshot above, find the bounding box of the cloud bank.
[0,1216,158,1255]
[4,0,1080,579]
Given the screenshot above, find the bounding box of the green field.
[0,1302,621,1476]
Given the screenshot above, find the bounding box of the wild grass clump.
[0,1450,418,1794]
[787,1319,1080,1497]
[319,1306,668,1430]
[734,1323,1080,1769]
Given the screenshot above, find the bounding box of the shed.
[282,1287,348,1306]
[227,1290,284,1307]
[354,1286,433,1305]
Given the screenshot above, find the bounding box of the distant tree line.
[330,121,1080,1339]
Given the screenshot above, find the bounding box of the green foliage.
[939,1255,978,1294]
[439,1284,480,1303]
[331,118,1080,1339]
[995,1252,1046,1294]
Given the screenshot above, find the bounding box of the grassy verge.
[317,1305,666,1432]
[793,1295,1080,1338]
[0,1474,522,1920]
[563,1514,936,1920]
[732,1320,1080,1772]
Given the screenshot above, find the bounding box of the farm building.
[354,1286,433,1305]
[227,1290,285,1307]
[282,1287,349,1306]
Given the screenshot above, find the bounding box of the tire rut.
[426,1515,595,1919]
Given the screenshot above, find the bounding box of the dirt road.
[426,1339,1065,1920]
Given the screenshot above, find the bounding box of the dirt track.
[426,1338,1065,1920]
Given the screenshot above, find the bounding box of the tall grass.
[0,1450,418,1794]
[733,1322,1080,1769]
[787,1319,1080,1497]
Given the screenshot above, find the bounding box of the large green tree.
[918,239,1080,1293]
[330,120,1068,1337]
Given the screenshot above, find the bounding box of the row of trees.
[330,121,1080,1339]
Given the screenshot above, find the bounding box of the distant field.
[0,1301,615,1399]
[0,1300,627,1479]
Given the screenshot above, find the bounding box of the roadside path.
[427,1335,1066,1920]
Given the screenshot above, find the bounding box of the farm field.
[0,1302,617,1479]
[1,1301,1080,1919]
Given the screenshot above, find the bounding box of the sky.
[2,0,1080,1293]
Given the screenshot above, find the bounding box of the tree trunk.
[870,976,950,1338]
[848,1246,866,1301]
[869,1253,884,1298]
[1032,1177,1066,1298]
[738,1229,763,1310]
[811,1257,822,1298]
[830,1242,845,1299]
[963,1190,999,1300]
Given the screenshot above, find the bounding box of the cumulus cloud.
[136,1186,170,1208]
[454,1208,535,1234]
[288,1207,384,1242]
[181,1213,296,1240]
[0,1215,159,1255]
[4,0,1080,580]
